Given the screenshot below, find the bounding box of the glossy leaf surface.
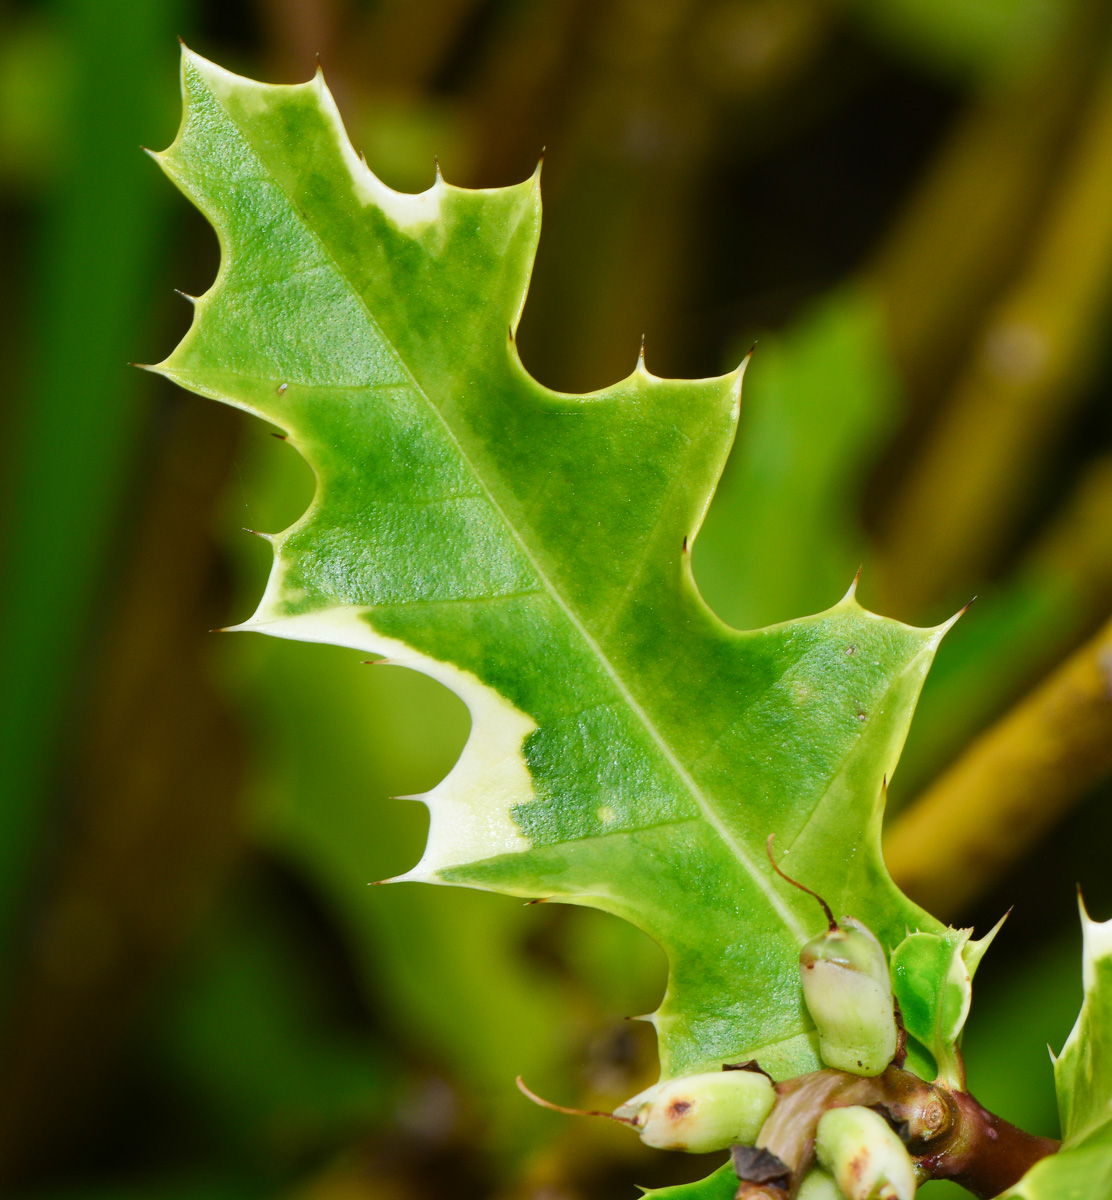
[155,49,946,1082]
[1004,906,1112,1197]
[890,918,1001,1086]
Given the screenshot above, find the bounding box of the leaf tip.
[214,618,260,635]
[936,598,975,638]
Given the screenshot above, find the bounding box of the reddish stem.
[918,1090,1060,1199]
[745,1067,1058,1199]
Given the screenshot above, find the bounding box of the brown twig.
[751,1067,1056,1199]
[885,613,1112,919]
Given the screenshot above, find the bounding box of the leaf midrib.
[200,69,807,943]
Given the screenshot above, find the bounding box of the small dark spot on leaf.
[668,1100,692,1117]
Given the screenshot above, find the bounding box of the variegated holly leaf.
[1003,903,1112,1198]
[153,48,948,1083]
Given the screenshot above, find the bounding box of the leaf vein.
[199,70,807,944]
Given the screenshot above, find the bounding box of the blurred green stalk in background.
[0,0,183,977]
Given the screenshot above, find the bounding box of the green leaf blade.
[1003,905,1112,1196]
[157,48,945,1082]
[1056,905,1112,1147]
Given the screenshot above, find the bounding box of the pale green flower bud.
[815,1106,916,1200]
[766,837,898,1078]
[800,917,898,1076]
[797,1168,848,1199]
[614,1068,776,1153]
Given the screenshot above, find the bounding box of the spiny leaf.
[1055,902,1112,1146]
[639,1161,738,1200]
[154,48,947,1082]
[1002,902,1112,1196]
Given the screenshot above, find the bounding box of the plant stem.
[918,1090,1059,1199]
[746,1067,1058,1198]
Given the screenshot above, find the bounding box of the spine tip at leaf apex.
[936,599,975,636]
[841,566,864,604]
[635,335,656,379]
[370,869,416,886]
